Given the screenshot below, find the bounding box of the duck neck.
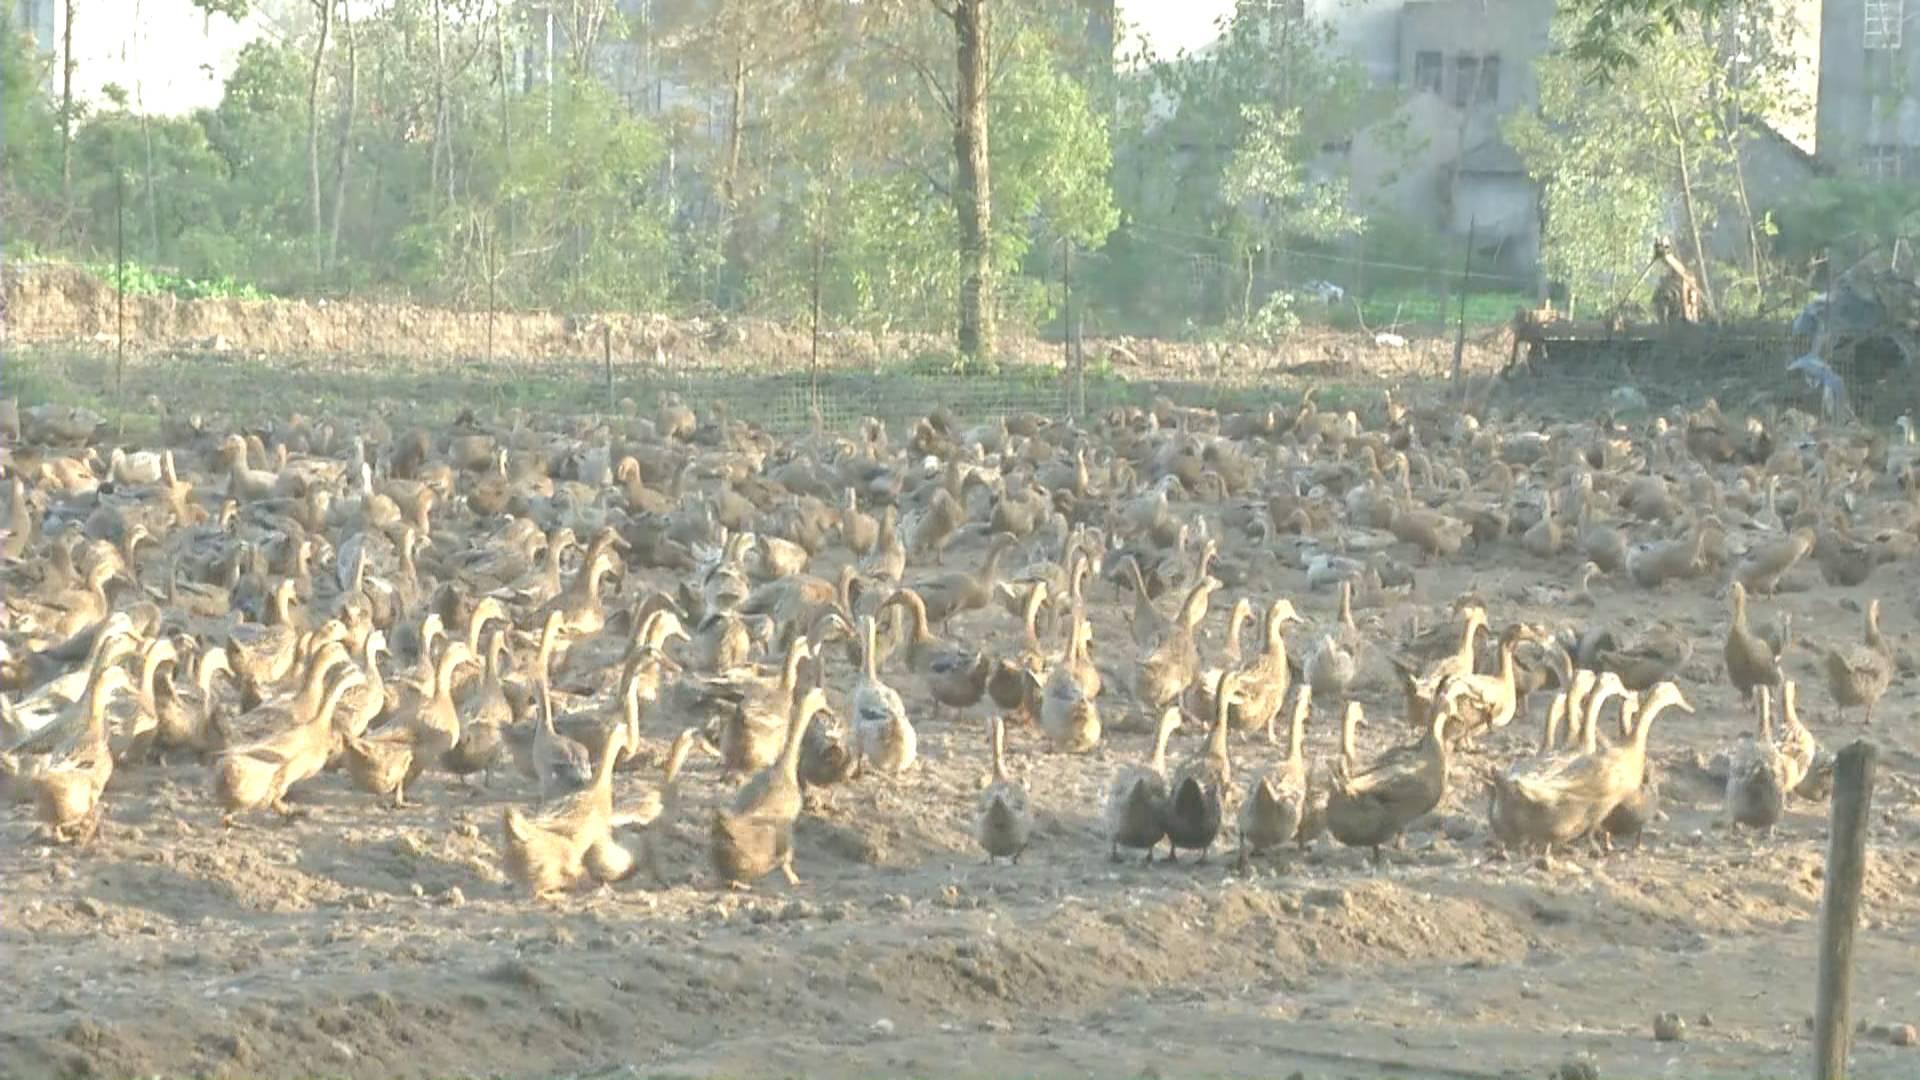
[1020,589,1045,651]
[1540,692,1565,753]
[1285,687,1309,764]
[776,695,814,780]
[1338,705,1360,768]
[990,717,1009,782]
[316,672,361,733]
[1149,712,1178,773]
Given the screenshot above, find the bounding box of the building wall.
[1817,0,1920,176]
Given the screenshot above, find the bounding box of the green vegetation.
[0,0,1889,359]
[1348,288,1533,331]
[85,261,268,301]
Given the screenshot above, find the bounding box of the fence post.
[485,236,496,367]
[1061,239,1073,420]
[1449,217,1475,395]
[603,322,614,411]
[114,169,126,418]
[810,226,823,424]
[1814,740,1877,1080]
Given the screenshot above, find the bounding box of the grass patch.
[1326,288,1530,331]
[81,260,269,301]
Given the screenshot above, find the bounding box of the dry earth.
[5,520,1920,1080]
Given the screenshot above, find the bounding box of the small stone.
[870,1018,895,1036]
[780,900,817,923]
[442,887,465,908]
[329,1039,356,1062]
[1653,1012,1686,1042]
[1892,1024,1918,1047]
[1556,1062,1600,1080]
[71,897,103,919]
[410,882,426,899]
[1696,1013,1714,1029]
[749,906,774,925]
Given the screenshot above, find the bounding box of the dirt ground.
[5,502,1920,1080]
[3,268,1914,1080]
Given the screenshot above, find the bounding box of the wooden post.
[810,225,823,424]
[1814,740,1877,1080]
[114,170,126,411]
[484,236,496,366]
[1061,239,1073,419]
[1449,217,1475,394]
[602,321,614,411]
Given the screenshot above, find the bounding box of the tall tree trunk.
[59,0,75,218]
[721,48,747,305]
[949,0,992,360]
[327,0,358,268]
[431,0,448,215]
[308,0,333,273]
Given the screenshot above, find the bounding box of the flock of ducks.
[0,390,1908,896]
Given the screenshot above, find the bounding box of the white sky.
[1117,0,1238,59]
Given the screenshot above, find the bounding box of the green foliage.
[1507,16,1718,311]
[1773,179,1920,259]
[88,260,267,300]
[1352,288,1533,330]
[1096,0,1373,331]
[1,13,60,251]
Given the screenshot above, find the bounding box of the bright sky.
[1118,0,1238,59]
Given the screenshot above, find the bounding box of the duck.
[1435,624,1530,745]
[1134,575,1219,717]
[883,587,991,717]
[1725,685,1793,835]
[1722,581,1784,709]
[974,715,1031,864]
[339,640,474,807]
[1236,681,1311,875]
[30,663,134,843]
[985,581,1050,724]
[225,579,303,707]
[1326,700,1451,865]
[1823,597,1891,725]
[1039,599,1101,752]
[852,614,917,776]
[798,696,859,807]
[1489,681,1691,855]
[704,635,815,777]
[527,677,594,800]
[1734,526,1816,595]
[708,686,831,889]
[1104,706,1183,863]
[212,661,366,823]
[152,644,234,762]
[1164,670,1238,863]
[1228,598,1302,741]
[500,724,636,897]
[442,627,513,784]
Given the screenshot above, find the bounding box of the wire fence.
[4,174,1897,434]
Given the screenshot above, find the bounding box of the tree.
[1221,102,1361,320]
[1101,0,1373,331]
[1560,0,1732,78]
[1509,8,1807,318]
[937,0,994,360]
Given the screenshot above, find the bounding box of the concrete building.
[1328,0,1553,278]
[1817,0,1920,177]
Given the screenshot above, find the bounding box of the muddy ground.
[5,516,1920,1080]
